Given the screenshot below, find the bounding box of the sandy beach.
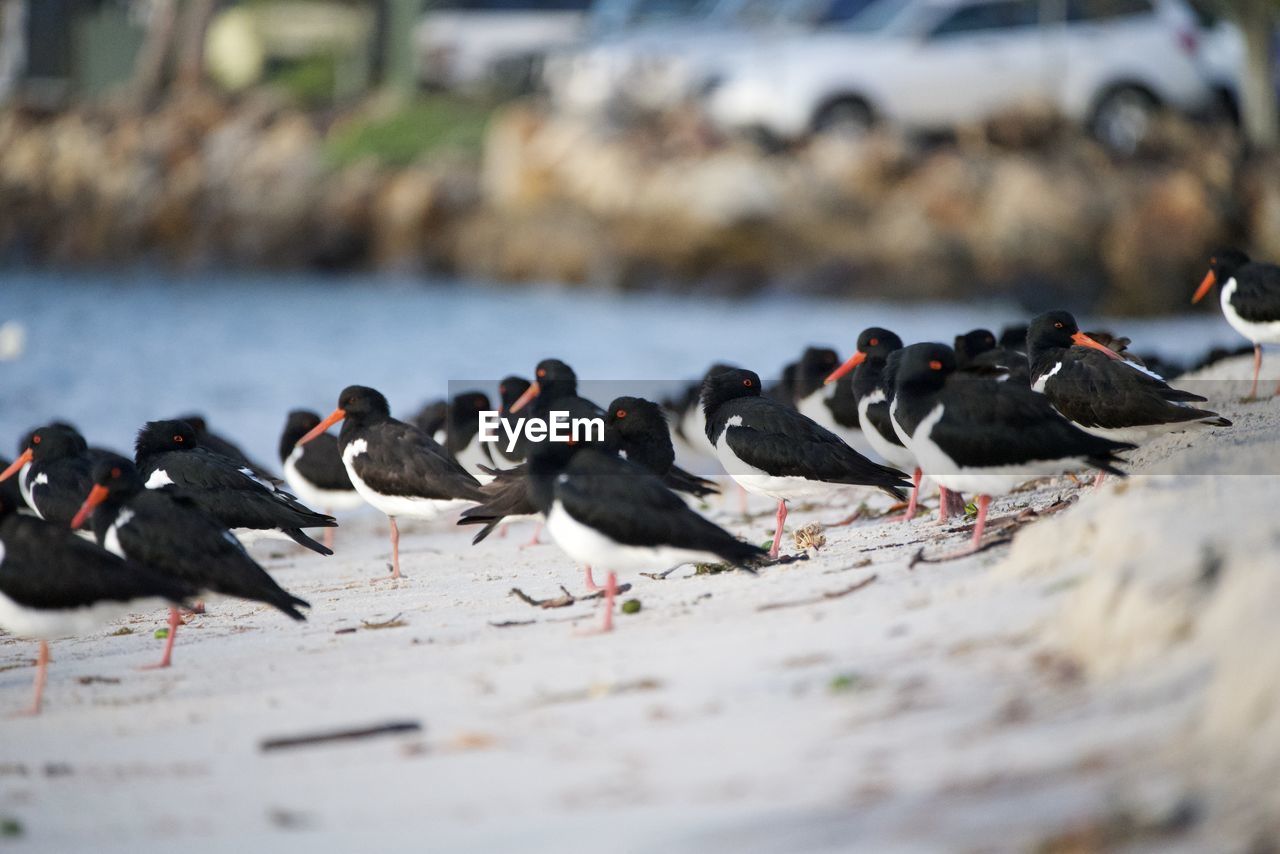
[1,353,1277,853]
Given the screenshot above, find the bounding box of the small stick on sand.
[509,584,633,609]
[260,721,423,752]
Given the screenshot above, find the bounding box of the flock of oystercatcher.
[1,251,1275,714]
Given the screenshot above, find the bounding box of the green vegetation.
[621,599,642,615]
[0,818,23,838]
[325,96,497,168]
[828,672,867,694]
[271,56,339,109]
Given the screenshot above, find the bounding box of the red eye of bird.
[32,435,41,444]
[537,369,546,378]
[1054,322,1063,329]
[929,360,943,370]
[743,378,753,387]
[174,434,184,443]
[870,338,879,346]
[616,409,626,418]
[111,467,121,478]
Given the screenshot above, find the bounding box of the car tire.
[1090,86,1160,155]
[812,97,875,140]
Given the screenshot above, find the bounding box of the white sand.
[2,355,1277,852]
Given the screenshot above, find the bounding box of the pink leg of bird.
[739,485,749,517]
[599,571,617,633]
[902,468,922,522]
[142,607,182,670]
[1251,344,1262,399]
[323,515,335,552]
[519,522,543,550]
[969,495,991,550]
[938,486,953,523]
[769,499,788,559]
[22,641,50,716]
[374,516,403,581]
[583,565,603,592]
[1093,472,1107,489]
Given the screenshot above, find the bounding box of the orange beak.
[0,448,32,482]
[1192,270,1216,304]
[297,408,346,446]
[1071,331,1123,361]
[824,350,866,386]
[509,381,540,413]
[71,484,109,530]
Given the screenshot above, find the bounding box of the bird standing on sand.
[71,461,309,668]
[297,386,486,580]
[1027,311,1231,444]
[892,343,1133,555]
[1193,248,1280,399]
[135,420,336,555]
[279,410,365,550]
[0,495,192,714]
[527,440,764,632]
[702,367,910,558]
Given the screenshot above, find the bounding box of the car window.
[928,0,1040,37]
[1065,0,1153,22]
[840,0,916,32]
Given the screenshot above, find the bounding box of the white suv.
[704,0,1218,151]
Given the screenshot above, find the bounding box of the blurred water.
[0,269,1239,465]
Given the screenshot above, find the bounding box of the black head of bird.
[511,359,577,413]
[71,459,144,529]
[700,367,763,418]
[497,376,531,414]
[2,424,89,482]
[894,343,958,394]
[296,385,390,447]
[1027,311,1122,360]
[825,327,904,385]
[1194,247,1252,304]
[953,329,998,368]
[280,410,323,458]
[135,419,199,461]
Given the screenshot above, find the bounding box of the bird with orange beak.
[296,385,486,581]
[1027,311,1230,447]
[0,424,127,530]
[1193,248,1280,399]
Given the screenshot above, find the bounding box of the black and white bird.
[0,424,126,529]
[297,386,486,580]
[0,493,192,714]
[527,439,764,632]
[1193,248,1280,399]
[789,347,873,457]
[666,363,739,466]
[823,328,925,509]
[1027,311,1231,444]
[71,460,309,668]
[605,396,718,501]
[953,328,1030,383]
[135,420,336,555]
[702,367,911,558]
[892,343,1134,554]
[279,410,364,550]
[438,391,498,483]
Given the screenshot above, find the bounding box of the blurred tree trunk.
[130,0,177,105]
[174,0,218,91]
[1236,0,1279,148]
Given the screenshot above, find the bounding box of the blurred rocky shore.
[3,91,1277,314]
